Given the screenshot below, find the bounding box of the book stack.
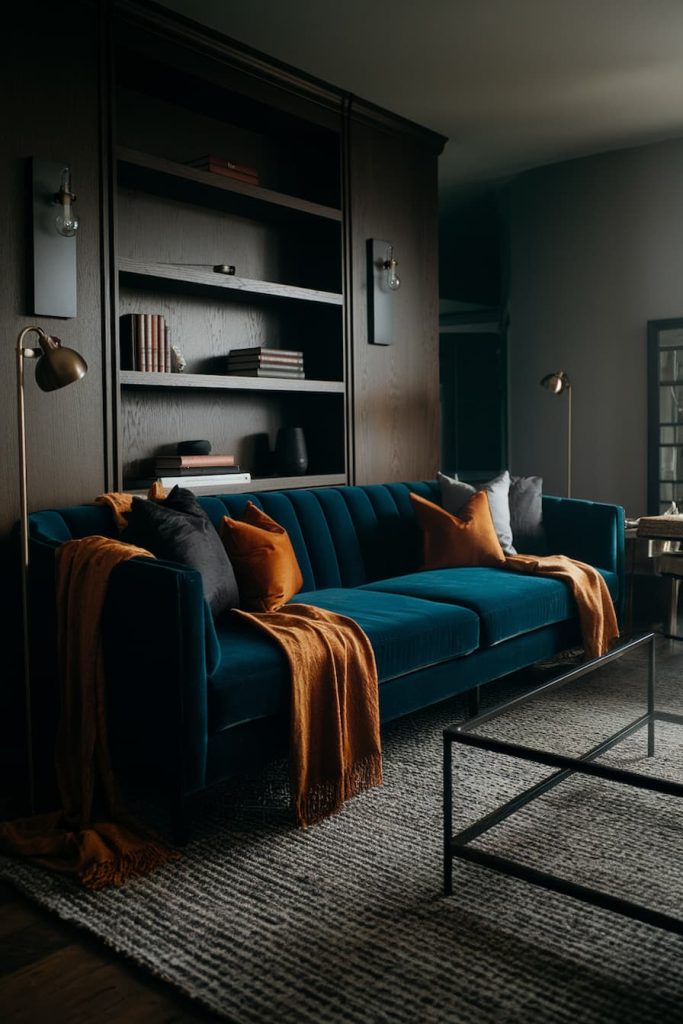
[226,347,305,379]
[120,313,171,372]
[150,453,251,490]
[186,154,259,186]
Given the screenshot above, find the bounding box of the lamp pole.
[16,325,87,814]
[540,370,572,499]
[566,381,572,499]
[16,329,39,813]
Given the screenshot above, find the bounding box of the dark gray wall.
[2,3,108,540]
[503,137,683,514]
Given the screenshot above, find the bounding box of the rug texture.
[2,642,683,1023]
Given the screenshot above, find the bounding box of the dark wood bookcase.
[107,1,446,493]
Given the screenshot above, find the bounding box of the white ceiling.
[159,0,683,200]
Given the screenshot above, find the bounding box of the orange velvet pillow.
[220,501,304,612]
[410,490,506,570]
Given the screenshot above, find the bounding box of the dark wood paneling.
[1,1,107,538]
[348,118,440,484]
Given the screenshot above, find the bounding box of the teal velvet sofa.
[27,480,624,830]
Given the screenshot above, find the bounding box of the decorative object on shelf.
[540,370,572,497]
[367,239,400,345]
[32,158,77,318]
[15,325,88,812]
[171,344,186,373]
[252,432,274,476]
[275,426,308,475]
[158,262,236,275]
[177,439,211,456]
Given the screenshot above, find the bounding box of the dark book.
[230,346,304,358]
[119,313,135,370]
[226,367,305,379]
[227,357,305,369]
[135,313,145,371]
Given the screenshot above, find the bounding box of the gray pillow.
[509,475,548,554]
[437,470,515,554]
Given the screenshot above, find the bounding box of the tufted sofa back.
[29,480,441,591]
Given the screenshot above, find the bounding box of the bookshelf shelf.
[119,370,344,394]
[118,258,343,306]
[125,473,347,497]
[117,147,343,223]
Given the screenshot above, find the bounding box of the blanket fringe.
[295,754,383,827]
[80,834,180,891]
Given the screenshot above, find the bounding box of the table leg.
[669,577,680,642]
[443,734,453,896]
[648,636,656,758]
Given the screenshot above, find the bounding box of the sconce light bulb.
[385,245,401,291]
[55,167,79,237]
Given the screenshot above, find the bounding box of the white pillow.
[437,470,515,554]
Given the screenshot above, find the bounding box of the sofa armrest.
[28,534,218,798]
[102,555,217,796]
[542,495,625,617]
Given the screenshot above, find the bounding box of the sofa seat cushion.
[207,588,480,732]
[361,567,619,647]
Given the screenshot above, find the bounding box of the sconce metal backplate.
[367,238,393,345]
[32,158,77,318]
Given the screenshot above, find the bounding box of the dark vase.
[276,426,308,475]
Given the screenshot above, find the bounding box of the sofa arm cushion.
[541,496,625,620]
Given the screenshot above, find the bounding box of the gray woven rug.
[3,641,683,1023]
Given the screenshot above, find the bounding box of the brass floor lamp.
[17,326,87,812]
[540,370,572,498]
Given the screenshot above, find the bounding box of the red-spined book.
[153,454,237,469]
[187,154,258,177]
[144,314,153,372]
[203,165,260,186]
[164,321,171,374]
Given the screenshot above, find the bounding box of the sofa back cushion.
[199,480,441,593]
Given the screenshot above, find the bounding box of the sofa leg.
[170,794,191,848]
[466,686,480,719]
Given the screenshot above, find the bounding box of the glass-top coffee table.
[443,632,683,934]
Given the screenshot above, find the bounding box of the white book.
[158,472,252,489]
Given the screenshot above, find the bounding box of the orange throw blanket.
[504,554,619,658]
[233,603,383,826]
[0,536,178,889]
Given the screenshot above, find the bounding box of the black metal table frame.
[443,632,683,935]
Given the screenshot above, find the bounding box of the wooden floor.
[0,882,222,1024]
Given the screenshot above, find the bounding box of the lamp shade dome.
[34,337,87,392]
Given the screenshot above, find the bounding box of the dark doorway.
[439,330,507,479]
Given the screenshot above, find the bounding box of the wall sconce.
[54,166,79,237]
[32,158,78,318]
[367,239,401,345]
[540,370,572,497]
[383,243,400,291]
[16,326,88,811]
